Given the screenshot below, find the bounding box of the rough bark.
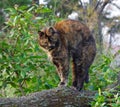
[0,87,96,107]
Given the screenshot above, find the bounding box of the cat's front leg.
[53,58,69,87]
[57,66,69,87]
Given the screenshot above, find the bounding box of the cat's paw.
[70,86,77,91]
[58,82,67,87]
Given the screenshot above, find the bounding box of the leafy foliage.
[85,54,118,90]
[0,0,32,29]
[91,88,120,107]
[89,53,120,107]
[0,4,60,96]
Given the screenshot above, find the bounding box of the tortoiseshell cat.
[38,19,96,91]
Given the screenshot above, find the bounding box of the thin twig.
[94,0,102,11]
[79,0,83,8]
[111,2,120,10]
[99,0,111,14]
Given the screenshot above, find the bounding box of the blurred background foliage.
[0,1,61,96]
[0,0,120,106]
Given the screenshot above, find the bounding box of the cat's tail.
[85,71,89,83]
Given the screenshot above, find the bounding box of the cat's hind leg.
[72,54,88,91]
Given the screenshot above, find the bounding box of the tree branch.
[94,0,102,11]
[79,0,83,8]
[0,71,119,107]
[0,87,96,107]
[111,3,120,10]
[0,77,119,107]
[99,0,111,14]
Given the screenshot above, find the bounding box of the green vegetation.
[0,4,61,96]
[0,0,31,29]
[89,54,120,106]
[0,0,120,106]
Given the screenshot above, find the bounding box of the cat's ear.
[47,27,55,36]
[38,31,44,37]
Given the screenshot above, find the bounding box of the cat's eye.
[49,37,57,41]
[49,37,54,41]
[38,31,44,37]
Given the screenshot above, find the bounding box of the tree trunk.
[0,87,96,107]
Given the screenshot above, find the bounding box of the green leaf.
[10,82,18,88]
[27,6,35,12]
[44,82,52,89]
[103,66,109,72]
[39,7,52,13]
[20,71,26,78]
[13,16,18,26]
[18,6,28,10]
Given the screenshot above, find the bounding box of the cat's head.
[38,27,60,51]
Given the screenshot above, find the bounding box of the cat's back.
[54,19,91,39]
[54,19,91,47]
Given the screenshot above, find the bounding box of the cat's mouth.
[48,46,55,51]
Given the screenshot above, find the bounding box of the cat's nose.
[44,42,48,46]
[48,43,51,47]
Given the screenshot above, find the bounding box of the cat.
[38,19,96,91]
